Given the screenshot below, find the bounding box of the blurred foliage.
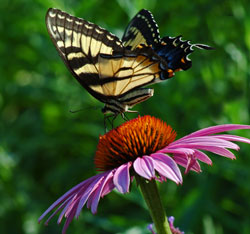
[0,0,250,233]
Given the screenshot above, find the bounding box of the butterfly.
[122,9,213,75]
[45,8,171,119]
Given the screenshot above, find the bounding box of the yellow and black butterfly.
[122,9,213,75]
[46,8,171,117]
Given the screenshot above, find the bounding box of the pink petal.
[213,135,250,144]
[160,148,195,156]
[44,197,71,225]
[39,170,117,234]
[170,137,239,150]
[101,179,115,197]
[59,194,78,223]
[76,173,107,217]
[173,125,250,144]
[194,150,212,165]
[197,146,236,159]
[189,159,201,172]
[113,162,132,193]
[184,155,200,174]
[89,171,114,214]
[62,208,76,234]
[133,156,155,180]
[173,154,202,173]
[169,142,239,153]
[151,153,182,184]
[38,174,100,223]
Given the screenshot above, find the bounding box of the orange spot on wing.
[181,57,186,63]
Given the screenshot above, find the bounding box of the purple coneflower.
[39,115,250,234]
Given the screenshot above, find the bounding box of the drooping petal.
[39,174,102,223]
[39,170,117,231]
[101,177,115,197]
[44,197,71,225]
[188,158,201,173]
[55,173,110,233]
[113,162,132,193]
[184,155,199,174]
[133,156,155,180]
[75,172,109,217]
[173,154,201,173]
[59,194,78,223]
[193,150,212,165]
[88,171,114,214]
[62,207,76,234]
[151,153,182,184]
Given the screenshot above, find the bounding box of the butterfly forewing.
[46,9,123,92]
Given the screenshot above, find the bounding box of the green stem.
[136,175,172,234]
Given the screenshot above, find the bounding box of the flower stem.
[136,175,172,234]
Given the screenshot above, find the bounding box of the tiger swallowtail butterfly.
[45,8,171,117]
[122,9,213,74]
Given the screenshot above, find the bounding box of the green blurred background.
[1,0,250,233]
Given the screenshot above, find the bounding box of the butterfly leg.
[111,115,118,129]
[104,114,119,132]
[122,112,130,121]
[104,115,114,132]
[104,115,108,133]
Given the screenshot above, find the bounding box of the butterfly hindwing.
[122,9,160,50]
[122,9,213,72]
